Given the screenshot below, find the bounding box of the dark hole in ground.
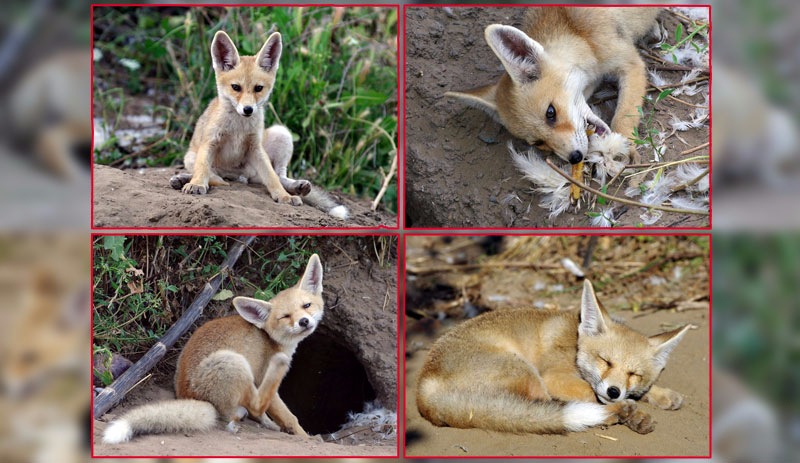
[279,331,376,436]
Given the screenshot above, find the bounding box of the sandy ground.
[92,165,396,228]
[405,307,711,457]
[405,7,709,228]
[93,383,396,457]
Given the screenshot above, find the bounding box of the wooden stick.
[373,149,397,211]
[544,159,709,216]
[93,235,256,418]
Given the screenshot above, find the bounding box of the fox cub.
[417,279,691,434]
[447,7,660,165]
[170,31,348,219]
[102,254,325,444]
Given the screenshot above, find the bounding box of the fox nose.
[299,317,309,328]
[568,150,583,164]
[607,386,621,399]
[243,106,253,116]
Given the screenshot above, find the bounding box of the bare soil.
[92,165,396,229]
[404,236,710,457]
[405,7,710,228]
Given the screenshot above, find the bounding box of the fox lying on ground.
[447,7,660,165]
[102,254,325,443]
[169,31,348,219]
[416,279,691,434]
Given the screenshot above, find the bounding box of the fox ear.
[233,296,272,328]
[257,31,282,72]
[485,24,545,85]
[298,254,323,296]
[445,84,500,122]
[650,325,691,369]
[579,279,609,336]
[211,31,240,72]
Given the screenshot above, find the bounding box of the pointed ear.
[298,254,323,296]
[256,31,282,72]
[650,325,691,369]
[446,84,499,121]
[484,24,545,85]
[211,31,240,72]
[232,296,272,328]
[579,279,609,336]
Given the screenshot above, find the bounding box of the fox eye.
[546,104,556,123]
[601,357,612,367]
[254,85,264,92]
[231,84,242,92]
[302,302,311,309]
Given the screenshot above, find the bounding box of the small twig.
[545,159,709,216]
[372,149,397,211]
[644,51,697,71]
[679,142,710,156]
[107,136,169,167]
[595,433,619,442]
[671,167,710,193]
[407,262,561,275]
[646,76,709,93]
[651,84,707,108]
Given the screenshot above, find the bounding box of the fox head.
[447,24,611,165]
[576,279,691,405]
[210,30,282,118]
[232,254,324,347]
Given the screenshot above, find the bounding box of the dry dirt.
[92,165,396,229]
[405,7,710,228]
[404,236,710,457]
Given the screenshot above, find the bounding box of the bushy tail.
[303,187,349,219]
[417,378,609,434]
[102,399,217,444]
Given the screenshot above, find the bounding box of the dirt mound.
[92,165,396,228]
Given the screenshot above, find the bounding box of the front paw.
[182,182,208,195]
[624,409,655,434]
[647,388,684,410]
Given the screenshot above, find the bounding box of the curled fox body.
[447,7,660,165]
[102,254,325,444]
[169,31,348,219]
[416,279,690,434]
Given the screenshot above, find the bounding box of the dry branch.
[93,235,256,418]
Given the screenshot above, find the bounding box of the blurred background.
[0,0,798,461]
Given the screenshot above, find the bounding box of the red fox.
[416,279,690,434]
[447,7,660,165]
[169,31,348,219]
[102,254,325,444]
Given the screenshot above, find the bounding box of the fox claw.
[624,409,655,434]
[182,183,208,195]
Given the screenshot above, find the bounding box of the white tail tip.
[329,205,349,220]
[562,402,610,432]
[103,419,133,444]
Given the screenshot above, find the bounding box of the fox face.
[211,30,282,118]
[447,25,611,164]
[576,280,690,404]
[232,254,324,347]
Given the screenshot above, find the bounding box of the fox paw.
[226,420,241,434]
[647,388,684,410]
[275,194,303,206]
[610,399,638,424]
[182,183,208,195]
[624,409,655,434]
[169,173,192,190]
[259,414,281,432]
[285,179,312,196]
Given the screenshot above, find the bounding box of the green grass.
[93,6,397,212]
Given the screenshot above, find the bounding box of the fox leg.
[267,394,308,437]
[263,125,311,196]
[243,352,290,431]
[610,49,648,164]
[246,143,302,205]
[191,350,256,433]
[180,145,214,194]
[642,384,684,410]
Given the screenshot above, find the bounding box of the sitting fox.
[102,254,325,443]
[416,279,690,434]
[169,30,348,219]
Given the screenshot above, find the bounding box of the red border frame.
[401,4,712,231]
[401,232,713,459]
[90,232,402,458]
[90,4,401,231]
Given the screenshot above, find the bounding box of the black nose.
[607,386,621,399]
[568,150,583,164]
[243,106,253,116]
[299,317,309,328]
